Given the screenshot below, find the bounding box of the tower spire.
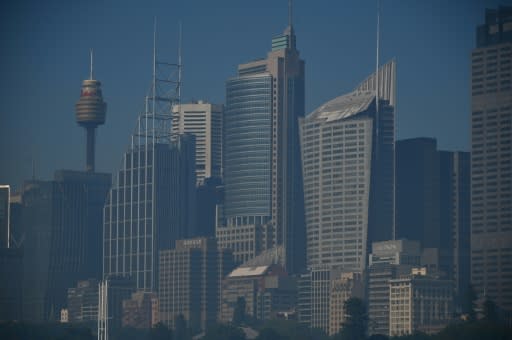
[288,0,293,28]
[178,21,182,106]
[89,48,94,80]
[376,0,380,113]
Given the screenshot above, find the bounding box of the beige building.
[220,264,295,323]
[389,269,453,336]
[172,101,223,185]
[328,272,364,336]
[122,291,159,329]
[158,238,233,332]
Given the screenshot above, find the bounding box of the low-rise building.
[220,264,295,323]
[367,240,421,336]
[159,238,233,332]
[67,279,99,323]
[329,272,364,336]
[122,291,159,329]
[389,269,453,336]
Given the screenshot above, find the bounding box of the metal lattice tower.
[133,20,182,149]
[103,20,182,292]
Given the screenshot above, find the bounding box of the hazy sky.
[0,0,507,189]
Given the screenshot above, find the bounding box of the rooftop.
[307,91,374,123]
[228,265,270,278]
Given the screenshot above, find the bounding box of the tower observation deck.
[75,50,107,172]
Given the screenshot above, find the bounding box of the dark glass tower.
[220,22,306,273]
[21,170,110,321]
[103,135,196,291]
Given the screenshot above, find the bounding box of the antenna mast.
[376,0,380,114]
[90,49,94,80]
[178,21,183,106]
[288,0,292,27]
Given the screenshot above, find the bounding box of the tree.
[336,297,368,340]
[462,285,477,322]
[482,298,498,322]
[174,314,191,340]
[233,296,247,325]
[258,319,328,340]
[256,327,287,340]
[149,322,173,340]
[203,323,246,340]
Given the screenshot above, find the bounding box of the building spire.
[376,0,380,113]
[288,0,293,28]
[89,48,94,80]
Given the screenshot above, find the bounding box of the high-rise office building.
[396,140,471,295]
[0,247,22,321]
[439,151,470,306]
[158,238,233,332]
[104,134,196,291]
[396,138,440,248]
[219,16,306,273]
[0,185,10,248]
[8,192,23,249]
[21,170,110,321]
[299,61,396,272]
[471,6,512,312]
[172,101,223,185]
[196,177,223,238]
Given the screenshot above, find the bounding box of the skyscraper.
[102,35,193,291]
[439,151,470,306]
[172,101,223,185]
[103,134,196,291]
[219,13,306,273]
[471,6,512,312]
[396,138,440,248]
[299,61,396,272]
[396,140,471,296]
[0,185,9,248]
[21,170,111,321]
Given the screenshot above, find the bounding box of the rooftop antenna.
[288,0,293,27]
[90,48,94,80]
[32,158,36,180]
[178,21,182,106]
[375,0,380,114]
[152,17,157,117]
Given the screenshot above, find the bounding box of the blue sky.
[0,0,507,189]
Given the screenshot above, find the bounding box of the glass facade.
[223,74,273,226]
[104,136,196,291]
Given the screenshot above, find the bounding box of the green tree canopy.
[233,296,247,326]
[334,297,368,340]
[203,323,246,340]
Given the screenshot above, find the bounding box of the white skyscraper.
[172,101,223,185]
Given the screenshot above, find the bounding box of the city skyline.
[0,0,501,189]
[0,3,511,338]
